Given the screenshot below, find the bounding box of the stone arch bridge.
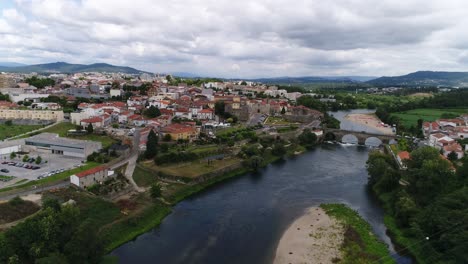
[324,128,396,146]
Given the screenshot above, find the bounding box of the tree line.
[367,147,468,263]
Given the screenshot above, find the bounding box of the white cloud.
[0,0,468,77]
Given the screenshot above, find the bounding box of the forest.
[367,147,468,263]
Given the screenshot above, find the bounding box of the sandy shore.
[345,113,394,135]
[273,207,344,264]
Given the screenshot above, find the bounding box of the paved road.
[0,181,69,201]
[110,128,145,192]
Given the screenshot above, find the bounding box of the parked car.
[0,168,9,173]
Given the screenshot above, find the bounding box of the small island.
[274,204,394,264]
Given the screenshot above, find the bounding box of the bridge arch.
[341,134,358,144]
[365,137,383,147]
[324,132,336,141]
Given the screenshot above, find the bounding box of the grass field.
[0,197,40,224]
[0,124,43,140]
[41,122,116,148]
[264,116,294,126]
[133,165,157,187]
[215,125,245,136]
[392,108,468,128]
[144,156,242,178]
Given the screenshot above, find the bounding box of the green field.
[41,122,116,148]
[392,108,468,128]
[0,124,43,140]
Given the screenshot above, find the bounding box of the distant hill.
[0,62,147,74]
[0,62,26,67]
[249,76,376,84]
[367,71,468,87]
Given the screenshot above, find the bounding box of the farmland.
[391,108,468,128]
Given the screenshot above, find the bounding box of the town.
[0,71,325,190]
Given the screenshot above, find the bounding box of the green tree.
[35,156,42,164]
[246,155,263,171]
[86,123,94,134]
[144,106,161,118]
[22,155,29,163]
[298,129,317,148]
[271,144,286,157]
[150,183,162,199]
[9,152,16,160]
[447,151,458,161]
[64,220,104,264]
[42,198,61,212]
[163,134,172,142]
[145,130,158,159]
[5,120,12,126]
[214,101,225,117]
[281,107,286,115]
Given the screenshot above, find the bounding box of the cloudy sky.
[1,0,468,78]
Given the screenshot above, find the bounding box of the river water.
[112,143,411,263]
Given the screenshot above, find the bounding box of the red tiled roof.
[398,151,410,160]
[443,143,463,152]
[75,165,107,178]
[199,108,213,113]
[81,117,103,123]
[161,123,197,134]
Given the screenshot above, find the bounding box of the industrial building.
[23,133,102,158]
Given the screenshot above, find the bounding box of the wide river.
[112,144,412,263]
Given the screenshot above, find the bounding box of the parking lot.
[0,152,84,180]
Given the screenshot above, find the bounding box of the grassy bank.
[321,203,395,264]
[102,202,171,252]
[165,166,249,204]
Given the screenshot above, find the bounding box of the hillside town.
[0,71,325,190]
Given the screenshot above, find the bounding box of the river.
[112,143,412,263]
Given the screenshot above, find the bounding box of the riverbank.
[273,207,344,264]
[345,113,394,135]
[274,204,395,264]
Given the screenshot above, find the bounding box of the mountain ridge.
[366,70,468,87]
[0,62,148,74]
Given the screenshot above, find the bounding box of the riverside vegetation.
[321,204,394,264]
[367,147,468,263]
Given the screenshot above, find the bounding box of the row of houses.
[423,115,468,159]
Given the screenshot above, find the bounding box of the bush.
[155,151,198,165]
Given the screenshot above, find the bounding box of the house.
[397,151,410,169]
[429,133,454,148]
[198,108,214,120]
[161,123,198,141]
[422,121,439,136]
[70,165,115,188]
[442,143,464,159]
[80,114,111,129]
